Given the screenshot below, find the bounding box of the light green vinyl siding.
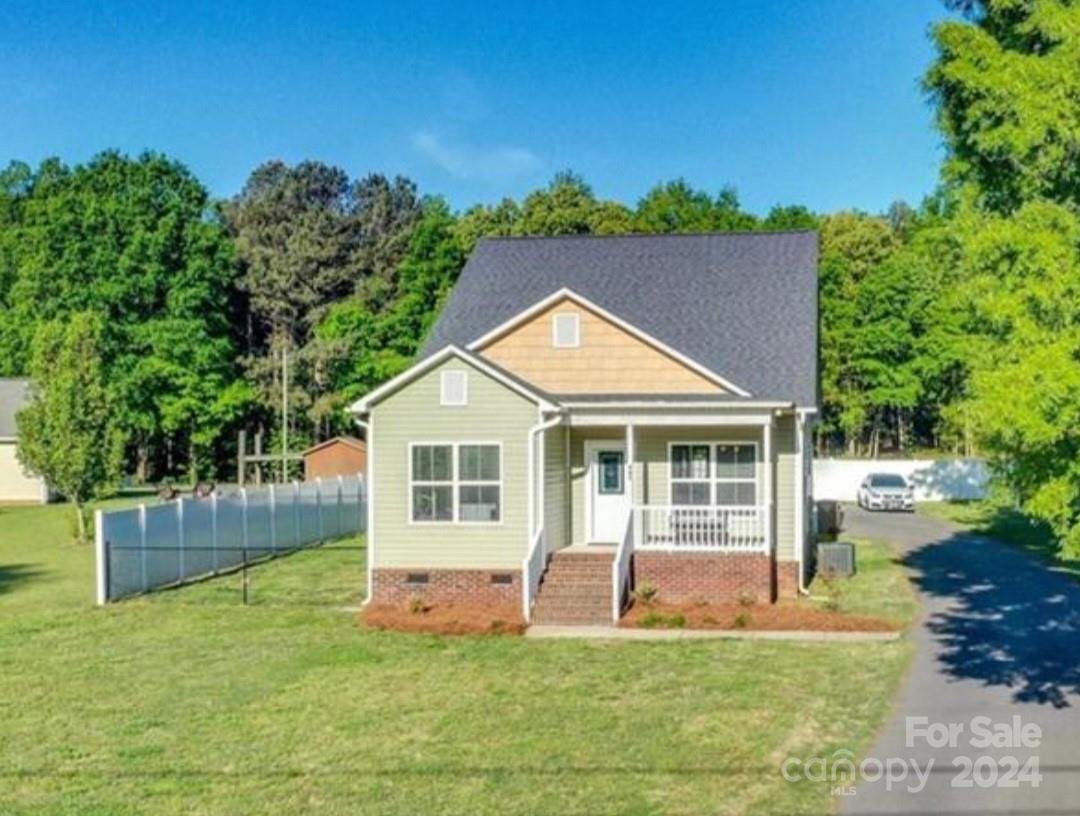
[774,414,796,562]
[370,357,537,569]
[543,424,568,552]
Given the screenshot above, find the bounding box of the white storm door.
[585,441,629,543]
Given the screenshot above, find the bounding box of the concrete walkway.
[525,624,899,642]
[840,506,1080,814]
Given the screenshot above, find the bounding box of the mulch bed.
[619,600,899,632]
[360,602,526,636]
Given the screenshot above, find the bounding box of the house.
[350,232,818,624]
[303,436,367,480]
[0,378,48,504]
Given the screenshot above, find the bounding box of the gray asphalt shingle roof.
[421,232,819,405]
[0,378,30,438]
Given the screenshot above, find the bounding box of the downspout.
[794,407,817,594]
[354,415,373,604]
[527,408,565,539]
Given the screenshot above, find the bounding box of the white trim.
[466,288,753,397]
[568,412,773,427]
[350,345,556,413]
[794,410,808,593]
[560,400,792,410]
[551,312,581,348]
[666,440,760,507]
[439,369,468,406]
[763,416,774,555]
[406,441,504,526]
[583,439,629,544]
[356,417,373,604]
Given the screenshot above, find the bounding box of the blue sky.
[1,0,949,214]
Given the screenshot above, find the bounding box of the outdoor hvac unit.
[816,541,855,578]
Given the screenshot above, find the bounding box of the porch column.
[625,423,635,503]
[763,414,774,553]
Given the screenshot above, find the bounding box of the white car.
[857,473,914,512]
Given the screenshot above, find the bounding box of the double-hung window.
[714,443,757,505]
[410,443,501,523]
[670,442,757,506]
[670,444,711,505]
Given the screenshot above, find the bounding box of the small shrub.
[733,611,750,629]
[667,613,686,629]
[407,595,427,615]
[819,576,845,613]
[632,581,658,606]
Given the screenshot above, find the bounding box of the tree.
[926,0,1080,214]
[635,180,759,233]
[515,172,633,235]
[16,315,125,543]
[222,162,422,442]
[925,0,1080,554]
[316,198,465,414]
[0,152,249,482]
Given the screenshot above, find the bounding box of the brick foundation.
[776,561,800,599]
[372,568,521,606]
[633,552,775,604]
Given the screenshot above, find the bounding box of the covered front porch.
[524,402,805,623]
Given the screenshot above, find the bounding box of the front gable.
[471,292,745,396]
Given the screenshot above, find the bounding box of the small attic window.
[440,369,468,406]
[552,313,580,348]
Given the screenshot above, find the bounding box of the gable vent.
[440,369,468,406]
[552,313,580,348]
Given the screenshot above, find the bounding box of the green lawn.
[918,500,1080,584]
[1,502,913,815]
[807,539,918,627]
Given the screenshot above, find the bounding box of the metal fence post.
[293,480,301,549]
[176,498,185,580]
[315,477,323,541]
[94,509,108,605]
[139,504,148,592]
[210,492,219,573]
[336,475,344,538]
[241,487,250,604]
[268,483,277,552]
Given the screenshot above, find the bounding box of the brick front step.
[531,549,615,625]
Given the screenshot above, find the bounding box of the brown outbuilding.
[302,436,366,480]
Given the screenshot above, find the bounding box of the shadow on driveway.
[901,532,1080,708]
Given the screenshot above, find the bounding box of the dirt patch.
[360,602,526,636]
[619,600,899,632]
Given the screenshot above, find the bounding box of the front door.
[585,441,630,543]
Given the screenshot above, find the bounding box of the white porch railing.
[522,527,546,622]
[611,510,635,622]
[634,505,768,552]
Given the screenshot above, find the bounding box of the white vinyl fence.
[95,475,365,604]
[813,458,988,503]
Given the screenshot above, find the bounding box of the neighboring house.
[303,436,367,480]
[351,233,818,624]
[0,378,48,504]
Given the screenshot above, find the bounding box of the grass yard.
[918,500,1080,584]
[2,501,913,815]
[808,538,919,628]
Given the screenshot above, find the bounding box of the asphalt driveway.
[839,506,1080,815]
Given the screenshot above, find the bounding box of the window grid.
[409,442,502,524]
[669,442,758,507]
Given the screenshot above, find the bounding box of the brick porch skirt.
[634,553,798,604]
[372,568,521,606]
